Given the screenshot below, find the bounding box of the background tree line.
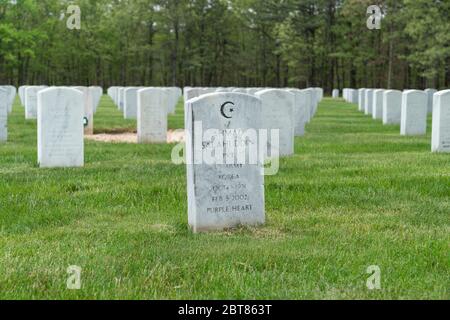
[0,0,449,93]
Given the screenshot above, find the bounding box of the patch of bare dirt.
[85,130,185,144]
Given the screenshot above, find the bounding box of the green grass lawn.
[0,96,448,300]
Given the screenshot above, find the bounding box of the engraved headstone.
[37,88,84,168]
[432,90,450,153]
[382,90,402,125]
[401,90,428,136]
[137,88,168,143]
[0,88,7,142]
[186,93,265,232]
[256,89,295,156]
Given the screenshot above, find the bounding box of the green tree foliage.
[0,0,448,91]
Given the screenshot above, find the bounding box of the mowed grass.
[0,96,448,300]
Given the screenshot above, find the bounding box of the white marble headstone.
[2,86,16,114]
[246,88,259,96]
[358,89,366,112]
[186,93,265,232]
[0,88,7,142]
[256,89,295,157]
[332,89,339,99]
[25,86,47,119]
[19,86,27,106]
[288,89,308,137]
[401,90,428,136]
[37,88,84,168]
[74,86,95,135]
[90,86,103,113]
[382,90,402,125]
[364,89,374,115]
[184,88,200,102]
[425,89,437,114]
[118,88,125,111]
[301,89,313,123]
[166,87,182,114]
[372,89,385,120]
[124,87,140,119]
[432,90,450,153]
[137,88,168,143]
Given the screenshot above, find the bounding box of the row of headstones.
[183,88,324,232]
[0,86,17,142]
[35,87,173,168]
[184,87,323,150]
[107,86,182,119]
[337,88,449,153]
[17,85,103,123]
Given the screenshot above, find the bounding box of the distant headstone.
[19,86,27,106]
[288,89,308,137]
[332,89,339,99]
[25,86,47,119]
[124,87,140,119]
[401,90,428,136]
[364,89,374,115]
[118,88,125,111]
[2,86,16,114]
[90,86,103,113]
[246,88,259,96]
[137,88,168,143]
[74,86,95,135]
[215,88,231,93]
[348,89,358,104]
[256,89,295,157]
[358,89,366,112]
[0,88,7,142]
[432,90,450,153]
[301,89,313,123]
[382,90,402,125]
[315,88,324,102]
[167,87,182,114]
[424,89,437,114]
[184,88,199,102]
[185,93,265,232]
[372,89,385,120]
[37,88,84,168]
